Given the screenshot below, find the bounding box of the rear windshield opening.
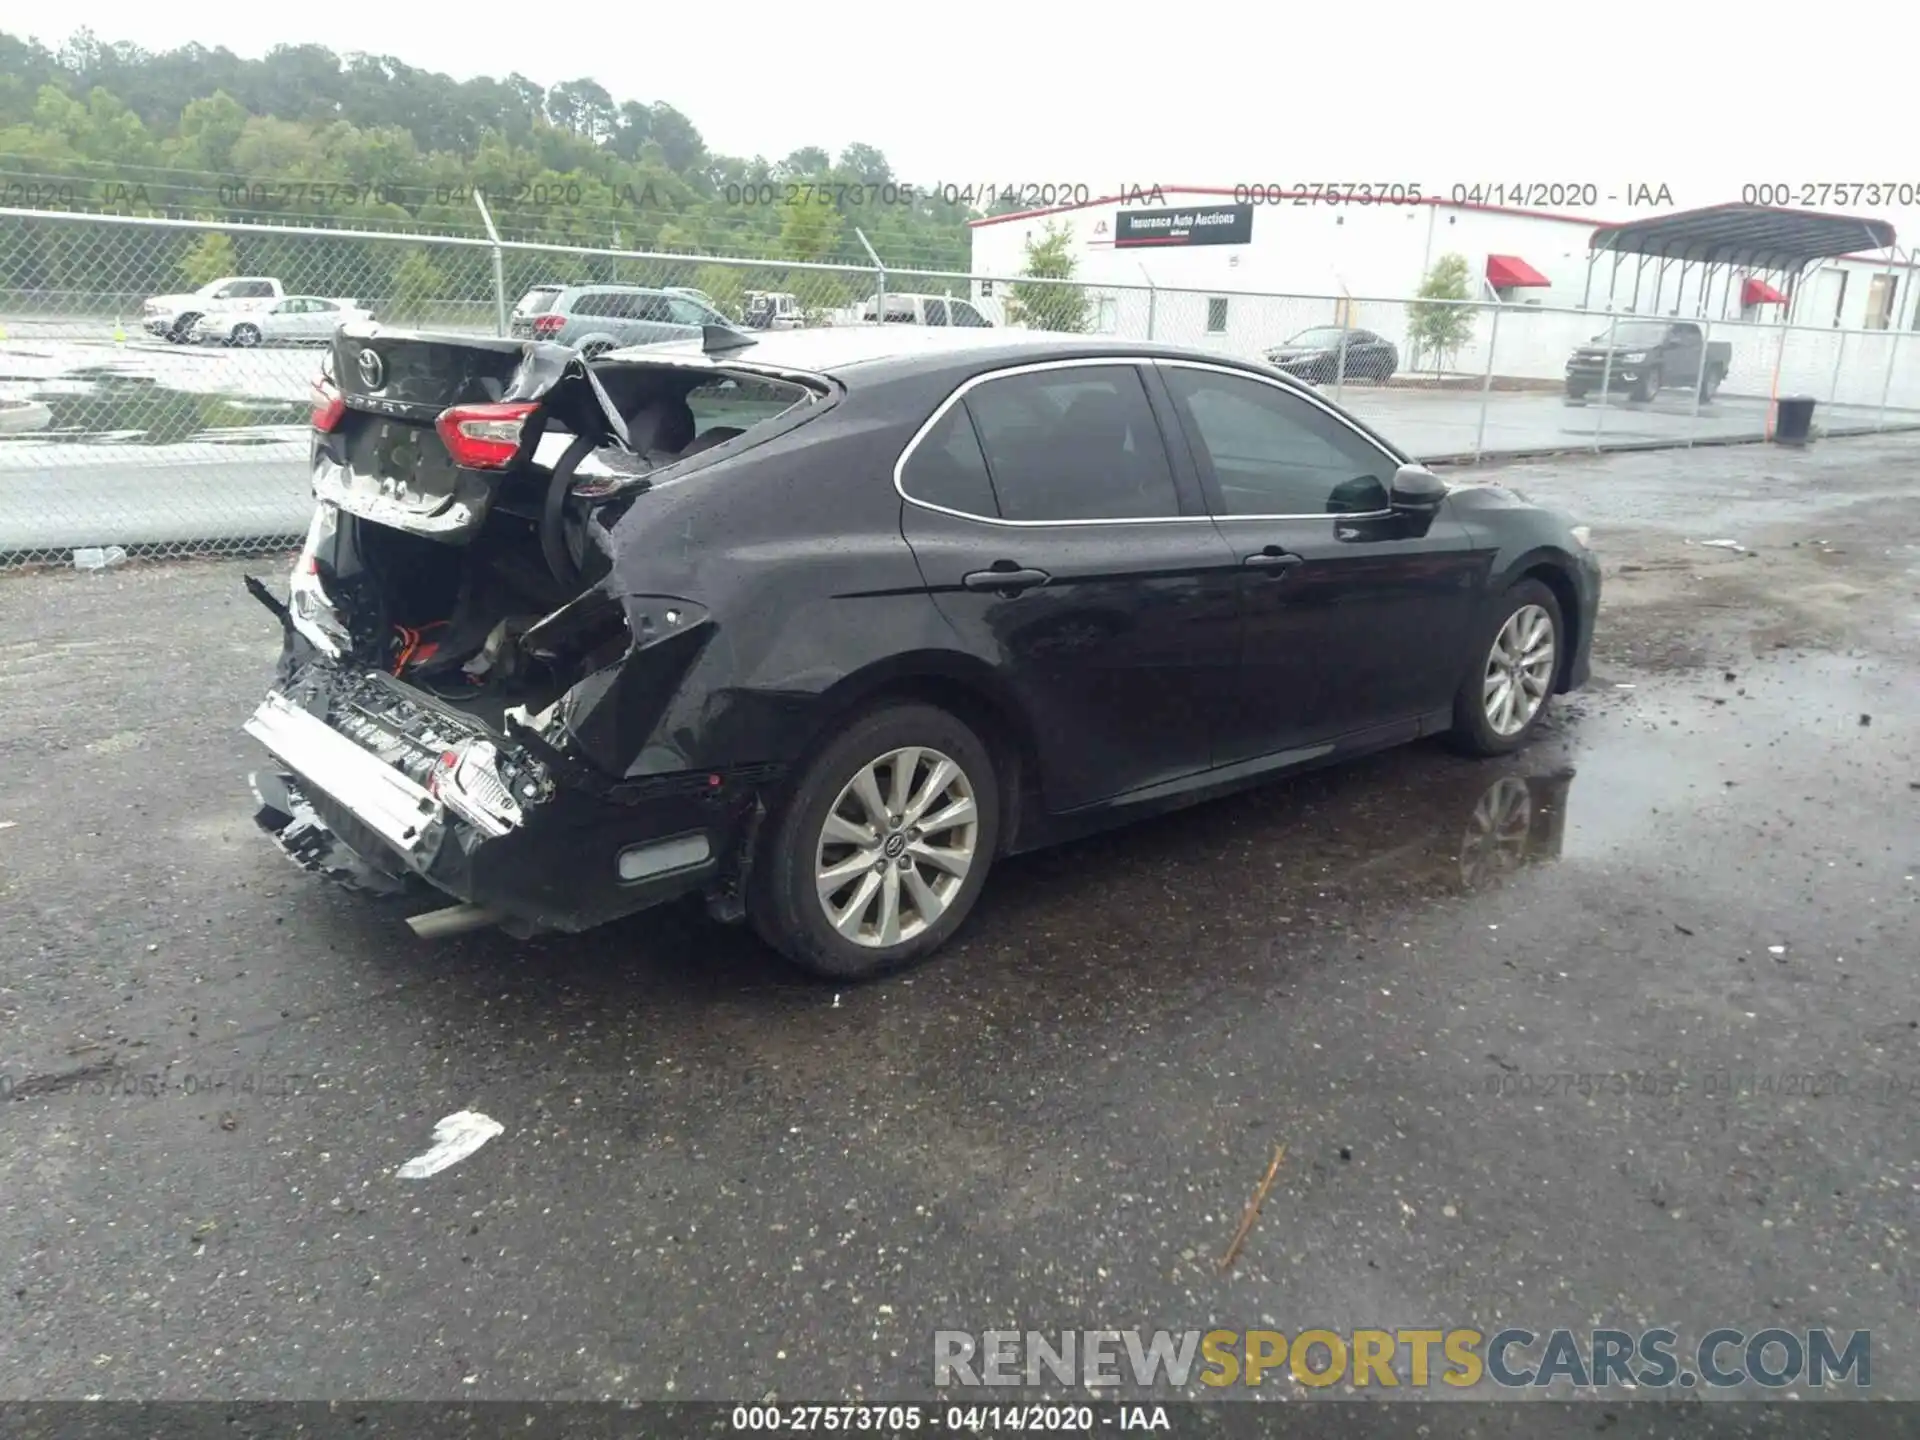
[558,364,823,473]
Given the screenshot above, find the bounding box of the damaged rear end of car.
[244,322,826,937]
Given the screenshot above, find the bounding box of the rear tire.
[749,703,1000,981]
[232,323,261,348]
[1447,580,1564,757]
[1564,384,1589,404]
[1699,366,1723,401]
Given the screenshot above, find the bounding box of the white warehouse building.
[963,188,1919,406]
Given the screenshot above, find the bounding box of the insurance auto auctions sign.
[1113,203,1254,248]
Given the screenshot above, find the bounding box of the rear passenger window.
[900,405,999,517]
[961,365,1180,521]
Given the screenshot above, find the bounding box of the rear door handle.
[963,566,1050,594]
[1242,549,1304,574]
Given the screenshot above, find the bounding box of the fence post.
[472,190,506,337]
[1593,312,1620,452]
[1765,321,1791,441]
[1876,329,1902,431]
[855,228,885,327]
[1332,300,1352,406]
[1684,317,1711,446]
[1473,301,1501,462]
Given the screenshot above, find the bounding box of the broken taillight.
[531,314,565,337]
[435,401,539,470]
[311,378,346,434]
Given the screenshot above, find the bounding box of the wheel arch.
[1511,555,1583,693]
[784,650,1043,856]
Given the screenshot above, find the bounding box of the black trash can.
[1774,395,1817,445]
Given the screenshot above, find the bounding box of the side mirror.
[1390,463,1447,512]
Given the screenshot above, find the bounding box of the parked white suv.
[860,293,993,327]
[141,276,285,342]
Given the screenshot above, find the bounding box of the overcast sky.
[13,2,1915,249]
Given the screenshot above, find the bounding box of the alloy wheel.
[814,746,979,948]
[1482,605,1556,737]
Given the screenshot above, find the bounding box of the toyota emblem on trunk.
[357,349,384,388]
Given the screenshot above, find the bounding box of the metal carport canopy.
[1587,202,1895,267]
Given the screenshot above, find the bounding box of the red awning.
[1486,254,1551,288]
[1742,277,1787,306]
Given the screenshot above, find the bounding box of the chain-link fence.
[5,206,1919,568]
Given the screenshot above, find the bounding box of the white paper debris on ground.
[396,1110,504,1179]
[1768,945,1787,955]
[1695,539,1749,553]
[0,821,16,830]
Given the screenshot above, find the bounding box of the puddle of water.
[985,648,1912,939]
[0,368,306,446]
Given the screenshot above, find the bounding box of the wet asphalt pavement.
[1,435,1918,1413]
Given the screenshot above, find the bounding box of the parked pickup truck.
[141,276,285,342]
[1566,319,1730,403]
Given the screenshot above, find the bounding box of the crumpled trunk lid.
[316,324,629,543]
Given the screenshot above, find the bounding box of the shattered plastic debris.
[73,545,128,570]
[395,1110,505,1179]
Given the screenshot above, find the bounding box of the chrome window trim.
[893,354,1408,527]
[892,356,1201,528]
[1151,358,1400,521]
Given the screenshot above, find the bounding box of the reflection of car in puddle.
[1336,766,1574,897]
[1,370,307,445]
[1456,772,1568,889]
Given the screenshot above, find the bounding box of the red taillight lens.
[435,401,538,470]
[311,379,346,434]
[531,314,565,337]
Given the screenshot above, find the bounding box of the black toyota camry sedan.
[244,322,1599,979]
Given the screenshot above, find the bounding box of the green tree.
[776,194,842,264]
[1407,252,1476,373]
[1006,221,1089,333]
[179,231,236,286]
[0,31,978,277]
[390,248,448,322]
[690,263,747,321]
[176,91,247,172]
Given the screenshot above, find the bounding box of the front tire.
[1632,366,1661,403]
[1448,580,1564,757]
[750,703,1000,980]
[231,323,261,348]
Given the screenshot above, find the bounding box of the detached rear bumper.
[243,678,757,935]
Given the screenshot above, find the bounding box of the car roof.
[597,324,1305,384]
[557,283,680,298]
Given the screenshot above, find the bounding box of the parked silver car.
[190,296,374,347]
[507,284,744,355]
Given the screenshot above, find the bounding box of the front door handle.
[1242,549,1304,574]
[963,565,1050,594]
